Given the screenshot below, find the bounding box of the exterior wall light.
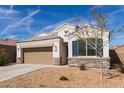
[54,45,58,52]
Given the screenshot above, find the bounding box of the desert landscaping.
[0,67,124,88]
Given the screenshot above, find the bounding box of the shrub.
[0,48,9,66]
[119,64,124,73]
[59,76,69,81]
[79,64,86,70]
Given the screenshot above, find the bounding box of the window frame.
[78,40,86,56]
[87,38,96,56]
[72,38,103,57]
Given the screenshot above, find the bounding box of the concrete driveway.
[0,64,46,82]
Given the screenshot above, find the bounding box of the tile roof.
[0,39,16,46]
[17,35,59,43]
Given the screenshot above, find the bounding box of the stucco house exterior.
[16,23,110,68]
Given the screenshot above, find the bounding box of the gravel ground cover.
[0,67,124,88]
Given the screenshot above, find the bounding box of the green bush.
[79,64,86,70]
[119,64,124,73]
[0,48,9,66]
[59,76,69,81]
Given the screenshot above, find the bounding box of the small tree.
[67,8,110,80]
[67,7,124,80]
[0,48,9,66]
[91,9,108,80]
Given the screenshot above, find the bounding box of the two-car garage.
[23,47,53,64]
[16,37,61,65]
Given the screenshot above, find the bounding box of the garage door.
[23,47,53,64]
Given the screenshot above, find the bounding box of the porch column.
[102,32,110,68]
[103,32,109,57]
[16,46,22,64]
[68,40,72,57]
[53,41,61,65]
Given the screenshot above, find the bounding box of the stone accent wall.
[16,57,24,64]
[53,58,61,65]
[68,57,110,68]
[16,58,21,64]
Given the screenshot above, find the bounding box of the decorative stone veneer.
[68,57,110,68]
[53,58,61,65]
[16,58,22,64]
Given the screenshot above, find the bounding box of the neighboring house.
[110,45,124,66]
[16,23,110,68]
[0,39,16,63]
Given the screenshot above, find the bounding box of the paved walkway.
[0,64,46,82]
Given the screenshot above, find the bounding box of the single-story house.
[0,39,16,63]
[16,23,110,68]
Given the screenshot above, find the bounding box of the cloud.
[34,23,59,36]
[24,17,34,34]
[0,16,14,20]
[0,5,18,21]
[90,5,104,12]
[90,6,124,16]
[0,31,17,39]
[5,34,17,39]
[1,9,40,36]
[108,8,124,15]
[93,5,104,9]
[0,6,18,16]
[34,17,75,36]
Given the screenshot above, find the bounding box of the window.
[78,40,86,56]
[72,41,78,56]
[72,39,103,57]
[87,39,96,56]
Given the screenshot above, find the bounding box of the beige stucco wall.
[114,46,124,64]
[67,28,110,58]
[57,24,75,42]
[53,42,60,58]
[16,38,61,64]
[59,38,67,65]
[16,24,110,66]
[103,32,109,57]
[17,39,59,48]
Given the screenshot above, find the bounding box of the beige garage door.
[23,47,53,64]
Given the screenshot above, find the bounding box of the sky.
[0,5,124,47]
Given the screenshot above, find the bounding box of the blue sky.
[0,5,124,47]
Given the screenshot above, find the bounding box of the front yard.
[0,67,124,88]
